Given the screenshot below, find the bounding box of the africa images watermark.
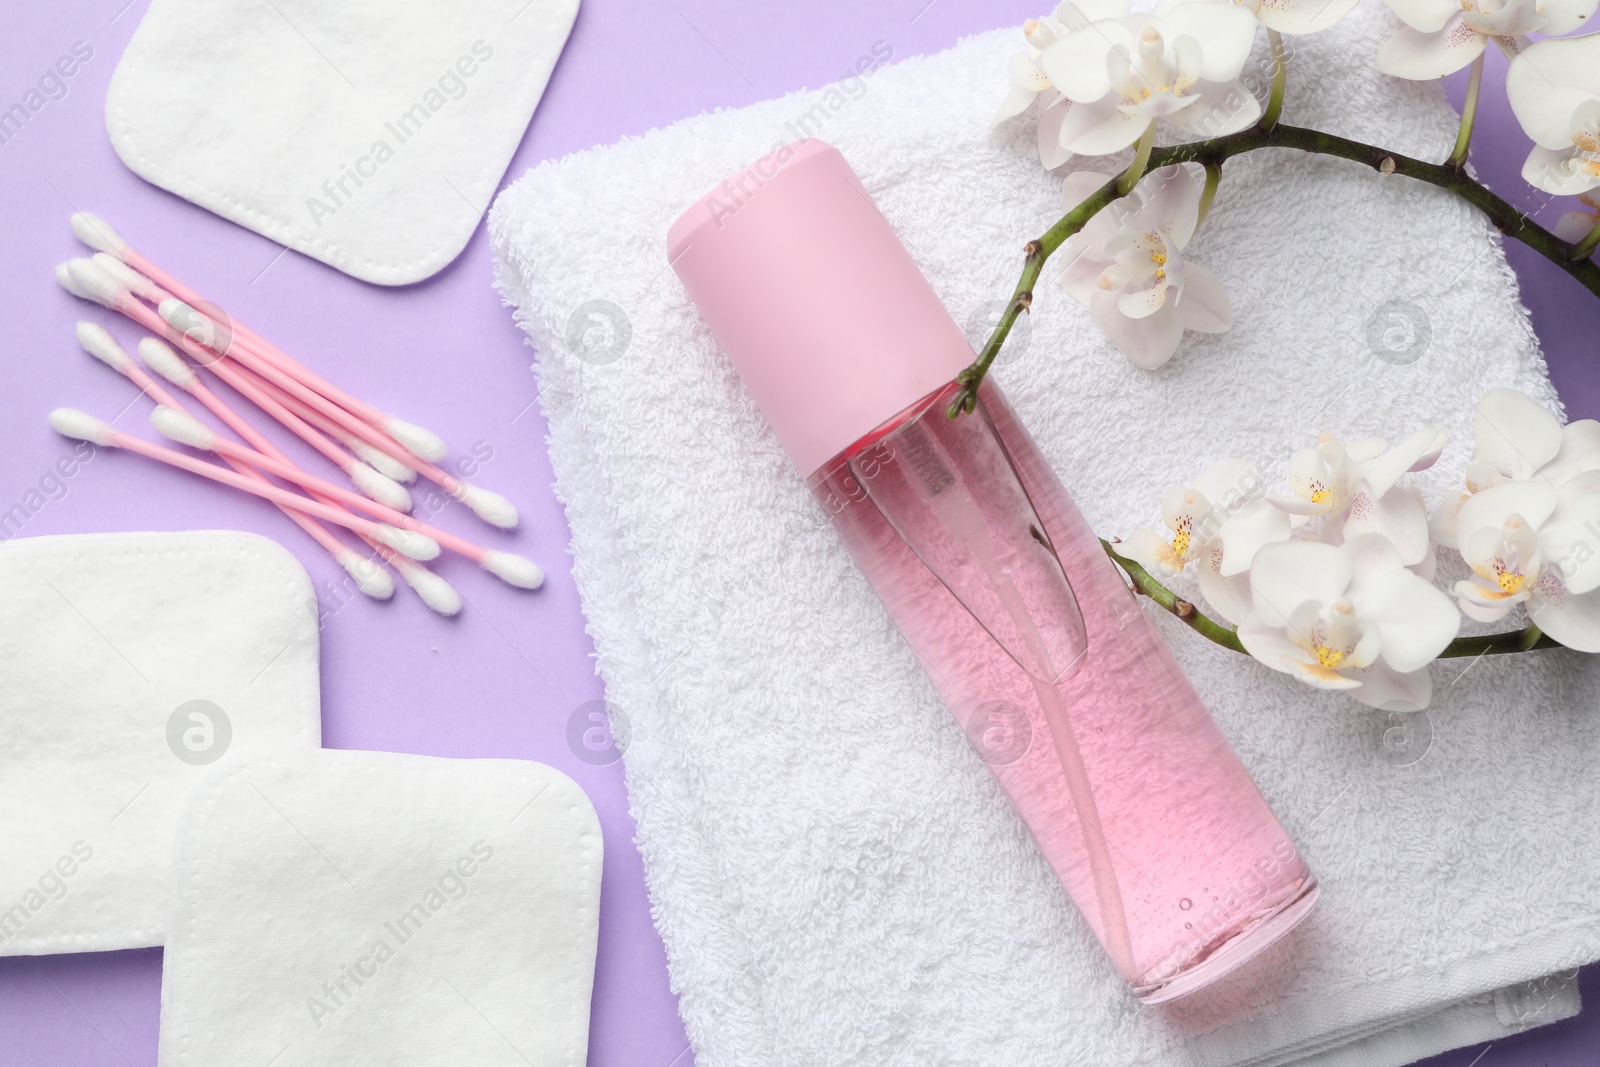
[0,442,98,542]
[305,40,496,229]
[305,840,495,1029]
[0,841,95,946]
[697,41,894,231]
[0,40,94,149]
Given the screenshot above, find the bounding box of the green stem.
[1101,539,1562,659]
[1118,125,1157,196]
[1262,30,1287,132]
[1574,215,1600,262]
[952,121,1600,413]
[1196,162,1223,230]
[1101,539,1247,653]
[1448,52,1484,169]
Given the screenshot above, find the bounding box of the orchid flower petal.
[1249,539,1350,628]
[1528,573,1600,652]
[1159,3,1258,82]
[1456,481,1560,547]
[1173,263,1232,334]
[1343,660,1432,712]
[1383,0,1460,34]
[1377,19,1487,80]
[1089,291,1185,368]
[1476,388,1563,479]
[1197,542,1253,625]
[1215,500,1291,576]
[1257,0,1362,33]
[1057,95,1153,155]
[1506,33,1600,148]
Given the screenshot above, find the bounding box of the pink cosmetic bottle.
[668,140,1318,1002]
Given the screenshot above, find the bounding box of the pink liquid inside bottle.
[669,140,1318,1001]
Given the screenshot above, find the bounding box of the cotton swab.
[70,211,449,459]
[73,324,395,601]
[133,335,436,606]
[61,259,413,514]
[151,407,543,590]
[133,336,412,513]
[136,338,461,614]
[161,298,518,529]
[49,409,440,561]
[235,365,416,484]
[158,298,515,528]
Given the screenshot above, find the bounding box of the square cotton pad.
[0,530,320,956]
[158,750,602,1067]
[106,0,579,285]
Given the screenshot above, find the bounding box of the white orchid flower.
[1506,34,1600,197]
[1058,165,1232,368]
[1238,535,1460,710]
[1268,427,1447,566]
[1122,457,1290,626]
[1430,389,1600,548]
[1377,0,1593,81]
[1451,478,1600,650]
[1036,0,1262,156]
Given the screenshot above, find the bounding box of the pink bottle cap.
[667,140,974,477]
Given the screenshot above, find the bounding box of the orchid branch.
[1101,538,1562,659]
[952,120,1600,415]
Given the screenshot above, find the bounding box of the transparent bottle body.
[806,378,1318,1002]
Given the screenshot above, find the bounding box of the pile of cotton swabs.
[52,212,539,616]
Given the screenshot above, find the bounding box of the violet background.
[1,2,1596,1065]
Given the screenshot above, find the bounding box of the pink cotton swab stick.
[157,297,518,529]
[132,337,464,613]
[234,364,417,484]
[70,212,448,461]
[73,323,395,601]
[61,260,413,514]
[48,409,440,561]
[150,407,542,590]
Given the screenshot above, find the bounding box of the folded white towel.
[489,7,1600,1065]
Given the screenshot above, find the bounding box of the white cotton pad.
[0,530,320,956]
[158,750,601,1067]
[105,0,579,285]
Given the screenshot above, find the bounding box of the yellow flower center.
[1313,644,1346,669]
[1496,567,1526,594]
[1170,515,1192,559]
[1306,481,1332,505]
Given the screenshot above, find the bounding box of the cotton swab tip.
[394,560,463,616]
[75,322,133,371]
[150,405,216,450]
[93,253,164,303]
[336,550,396,600]
[56,262,91,300]
[49,408,118,446]
[70,212,130,257]
[137,337,198,390]
[382,418,448,461]
[374,524,440,562]
[481,550,544,590]
[65,258,131,309]
[457,484,520,529]
[350,462,414,513]
[351,440,417,484]
[158,298,231,352]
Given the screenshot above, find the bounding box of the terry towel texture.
[490,8,1600,1067]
